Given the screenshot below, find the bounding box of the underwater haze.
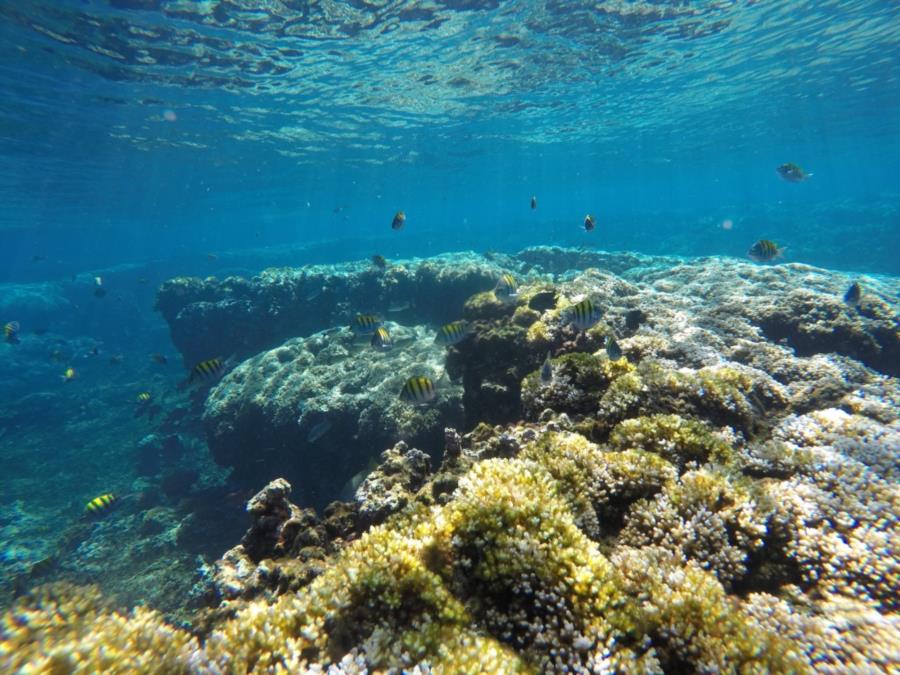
[2,2,900,673]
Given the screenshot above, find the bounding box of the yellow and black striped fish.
[4,321,20,344]
[566,298,603,330]
[748,239,784,262]
[136,391,152,403]
[352,314,382,335]
[85,493,118,516]
[494,273,518,301]
[189,358,225,383]
[434,321,472,346]
[371,326,393,350]
[399,375,437,404]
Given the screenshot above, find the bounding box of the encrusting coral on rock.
[5,247,897,672]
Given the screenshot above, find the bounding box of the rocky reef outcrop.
[22,247,890,671]
[155,253,508,367]
[202,323,462,507]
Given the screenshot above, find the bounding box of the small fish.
[307,419,333,444]
[400,375,437,404]
[387,300,413,313]
[843,281,862,307]
[540,351,553,384]
[565,298,603,330]
[352,314,382,335]
[188,358,225,383]
[136,392,152,403]
[151,353,168,365]
[583,214,596,232]
[531,195,537,210]
[391,211,406,230]
[494,273,518,302]
[84,493,118,517]
[207,253,218,260]
[748,239,784,262]
[371,326,394,350]
[4,321,20,345]
[61,367,77,382]
[372,254,387,269]
[434,321,472,346]
[138,277,149,285]
[93,276,106,298]
[31,255,46,263]
[49,349,66,362]
[776,163,811,183]
[605,335,623,361]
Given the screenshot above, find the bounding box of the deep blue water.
[0,0,899,611]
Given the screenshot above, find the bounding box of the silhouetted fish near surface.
[531,195,537,210]
[776,163,812,182]
[4,321,20,344]
[748,239,784,262]
[605,335,623,361]
[391,211,406,230]
[843,281,862,306]
[434,321,473,346]
[371,326,393,350]
[583,214,596,232]
[565,298,603,330]
[400,375,437,404]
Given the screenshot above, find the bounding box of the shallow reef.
[4,247,897,672]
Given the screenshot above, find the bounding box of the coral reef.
[8,248,895,671]
[202,323,463,507]
[156,253,508,366]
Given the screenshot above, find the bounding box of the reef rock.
[156,253,508,366]
[203,324,463,508]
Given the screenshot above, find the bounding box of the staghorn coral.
[618,468,770,587]
[0,582,203,673]
[607,413,737,470]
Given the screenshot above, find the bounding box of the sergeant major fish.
[352,314,382,335]
[605,335,623,361]
[494,273,518,303]
[400,375,437,404]
[371,326,394,350]
[748,239,784,263]
[391,211,406,230]
[540,351,553,385]
[434,321,473,346]
[84,493,118,517]
[565,298,603,330]
[583,214,596,232]
[4,321,20,345]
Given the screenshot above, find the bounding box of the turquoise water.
[1,1,898,277]
[0,0,899,642]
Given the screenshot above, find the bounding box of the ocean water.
[1,1,899,670]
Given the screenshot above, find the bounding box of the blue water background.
[0,0,898,281]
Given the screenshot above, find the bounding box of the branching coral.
[0,583,202,674]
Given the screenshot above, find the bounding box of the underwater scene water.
[1,1,898,672]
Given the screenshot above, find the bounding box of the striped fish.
[748,239,784,262]
[136,391,152,403]
[189,358,225,383]
[352,314,382,335]
[566,298,603,330]
[399,375,437,404]
[605,335,623,361]
[583,214,596,232]
[370,326,393,350]
[494,273,518,302]
[85,493,118,516]
[4,321,20,344]
[391,211,406,230]
[434,321,472,346]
